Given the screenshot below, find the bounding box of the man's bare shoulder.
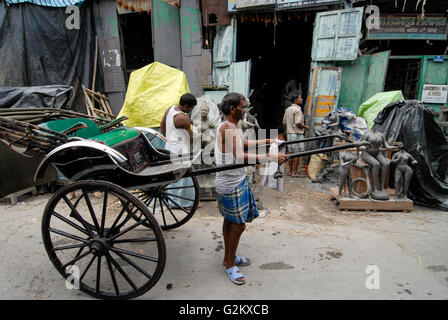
[173,112,191,128]
[173,112,189,120]
[219,121,236,130]
[218,121,237,137]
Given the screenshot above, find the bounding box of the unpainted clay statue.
[391,143,417,200]
[338,150,358,198]
[320,111,344,163]
[314,125,332,149]
[193,103,216,149]
[238,106,260,140]
[323,112,344,136]
[360,130,395,200]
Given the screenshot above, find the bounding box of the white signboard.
[228,0,341,11]
[228,0,275,11]
[237,0,276,8]
[277,0,342,9]
[421,84,448,104]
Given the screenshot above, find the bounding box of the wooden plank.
[82,85,95,117]
[82,85,115,120]
[99,98,109,114]
[330,187,413,211]
[307,65,319,117]
[84,87,108,100]
[104,99,114,115]
[85,96,96,117]
[92,35,98,91]
[4,186,37,205]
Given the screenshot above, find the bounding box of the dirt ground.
[1,167,448,300]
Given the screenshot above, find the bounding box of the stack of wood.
[82,85,115,121]
[0,116,68,154]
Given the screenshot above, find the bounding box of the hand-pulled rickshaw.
[0,109,368,299]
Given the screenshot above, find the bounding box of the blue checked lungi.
[216,177,259,224]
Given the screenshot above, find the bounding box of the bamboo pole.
[92,35,98,91]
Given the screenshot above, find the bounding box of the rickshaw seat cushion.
[39,118,102,139]
[90,127,140,147]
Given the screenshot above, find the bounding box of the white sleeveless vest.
[214,121,247,194]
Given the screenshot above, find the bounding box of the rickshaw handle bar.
[276,134,352,147]
[182,133,352,159]
[285,141,369,160]
[186,141,369,177]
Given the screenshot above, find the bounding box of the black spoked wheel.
[132,176,199,230]
[42,180,166,300]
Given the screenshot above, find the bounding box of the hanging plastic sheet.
[372,100,448,211]
[0,2,96,112]
[358,91,404,130]
[322,107,367,140]
[0,85,72,109]
[117,62,190,128]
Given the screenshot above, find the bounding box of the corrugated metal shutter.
[180,0,202,57]
[337,51,390,114]
[93,0,126,114]
[309,67,342,119]
[230,60,251,97]
[212,16,251,97]
[151,0,182,68]
[212,21,234,86]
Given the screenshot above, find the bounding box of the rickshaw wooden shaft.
[186,141,369,177]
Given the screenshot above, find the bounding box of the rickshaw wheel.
[132,176,200,230]
[42,180,166,300]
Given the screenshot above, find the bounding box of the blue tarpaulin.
[5,0,84,7]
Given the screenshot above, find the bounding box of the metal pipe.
[186,141,368,177]
[285,141,369,160]
[272,134,352,147]
[171,134,352,161]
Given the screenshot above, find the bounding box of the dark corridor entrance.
[384,59,421,100]
[118,12,154,86]
[236,13,315,129]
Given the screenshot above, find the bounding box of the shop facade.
[96,0,211,114]
[205,0,447,132]
[203,0,352,129]
[307,0,448,133]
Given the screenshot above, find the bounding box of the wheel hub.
[89,237,109,256]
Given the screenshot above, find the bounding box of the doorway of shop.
[236,12,315,130]
[384,58,421,100]
[118,12,154,86]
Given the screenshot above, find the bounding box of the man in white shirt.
[282,90,309,177]
[160,93,197,209]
